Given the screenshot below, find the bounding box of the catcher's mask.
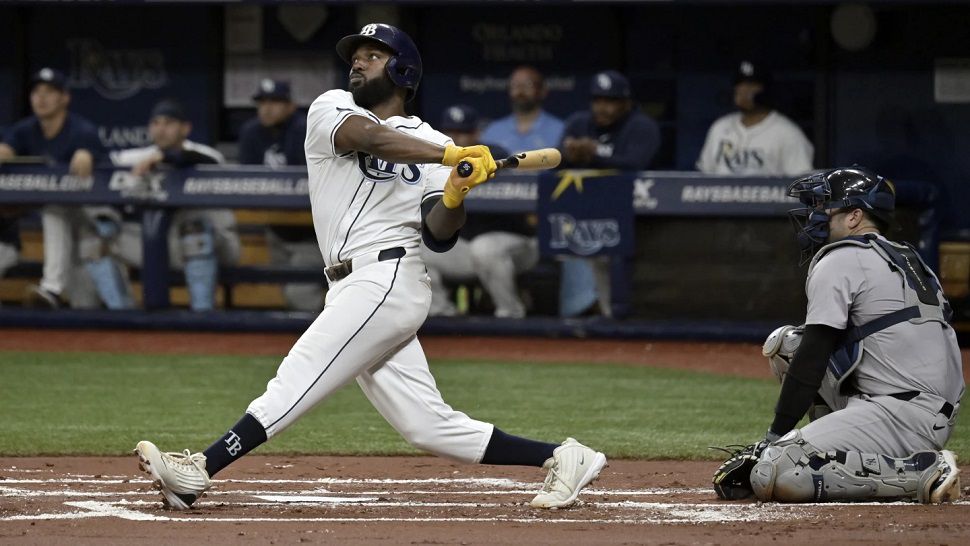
[787,166,896,264]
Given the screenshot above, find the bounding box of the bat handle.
[457,160,474,178]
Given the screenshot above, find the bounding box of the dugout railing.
[0,164,953,341]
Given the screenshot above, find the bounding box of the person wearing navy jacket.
[557,70,661,318]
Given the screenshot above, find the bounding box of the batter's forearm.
[424,199,466,241]
[336,117,445,164]
[0,143,15,161]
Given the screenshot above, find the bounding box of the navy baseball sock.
[481,428,557,467]
[203,413,267,477]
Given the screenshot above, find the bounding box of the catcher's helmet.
[787,166,896,263]
[336,23,422,102]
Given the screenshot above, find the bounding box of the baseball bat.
[456,148,562,177]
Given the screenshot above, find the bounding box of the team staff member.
[134,23,606,511]
[557,70,660,318]
[238,79,325,312]
[696,61,813,176]
[481,65,563,153]
[714,167,962,503]
[78,99,236,311]
[0,67,106,308]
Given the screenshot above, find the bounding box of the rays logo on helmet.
[356,152,422,185]
[360,24,378,36]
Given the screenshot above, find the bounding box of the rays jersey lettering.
[714,140,765,172]
[696,111,814,176]
[356,153,423,184]
[305,89,451,266]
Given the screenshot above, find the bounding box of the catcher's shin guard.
[751,430,957,503]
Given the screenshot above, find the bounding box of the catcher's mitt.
[711,443,763,500]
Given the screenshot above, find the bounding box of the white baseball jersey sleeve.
[305,89,452,267]
[696,111,813,176]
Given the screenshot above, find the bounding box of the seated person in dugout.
[78,99,239,311]
[238,78,324,312]
[0,67,106,308]
[713,167,963,504]
[421,105,539,318]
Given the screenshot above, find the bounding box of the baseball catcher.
[713,166,963,503]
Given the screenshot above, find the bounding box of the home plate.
[255,495,379,504]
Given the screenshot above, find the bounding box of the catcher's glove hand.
[711,442,767,500]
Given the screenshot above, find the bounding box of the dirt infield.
[1,329,969,544]
[1,455,968,545]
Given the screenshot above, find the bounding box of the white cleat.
[530,438,607,509]
[928,450,961,504]
[134,440,211,510]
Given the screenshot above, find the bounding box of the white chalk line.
[2,474,967,525]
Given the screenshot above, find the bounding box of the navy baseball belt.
[325,247,406,283]
[888,391,955,418]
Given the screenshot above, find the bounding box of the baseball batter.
[135,23,606,510]
[696,61,813,176]
[713,167,963,503]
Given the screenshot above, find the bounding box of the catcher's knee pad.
[762,325,802,383]
[84,257,134,310]
[180,219,217,311]
[750,430,819,502]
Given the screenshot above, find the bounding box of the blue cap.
[150,99,189,122]
[253,78,292,101]
[30,67,67,91]
[439,105,480,132]
[590,70,631,99]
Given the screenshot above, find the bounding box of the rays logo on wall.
[67,39,168,101]
[547,213,621,256]
[356,153,422,185]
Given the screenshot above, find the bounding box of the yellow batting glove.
[442,157,491,209]
[441,144,497,174]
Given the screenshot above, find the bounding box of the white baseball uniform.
[246,90,494,462]
[696,111,814,176]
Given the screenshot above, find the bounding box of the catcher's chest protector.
[808,234,952,410]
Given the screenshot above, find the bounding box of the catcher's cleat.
[927,450,961,504]
[134,440,211,510]
[530,438,607,509]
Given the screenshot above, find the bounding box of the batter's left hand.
[441,144,497,174]
[442,157,492,209]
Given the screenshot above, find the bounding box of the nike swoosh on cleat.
[579,454,585,465]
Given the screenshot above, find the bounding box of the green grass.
[0,351,966,460]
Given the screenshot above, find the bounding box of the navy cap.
[590,70,631,99]
[150,99,189,122]
[253,79,292,101]
[439,105,480,132]
[734,60,772,86]
[30,67,67,91]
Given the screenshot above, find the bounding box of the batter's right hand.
[441,144,497,174]
[442,157,491,209]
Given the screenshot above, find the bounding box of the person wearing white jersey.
[696,61,813,176]
[712,167,962,504]
[134,23,606,511]
[76,99,238,311]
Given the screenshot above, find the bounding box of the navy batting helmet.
[336,23,422,102]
